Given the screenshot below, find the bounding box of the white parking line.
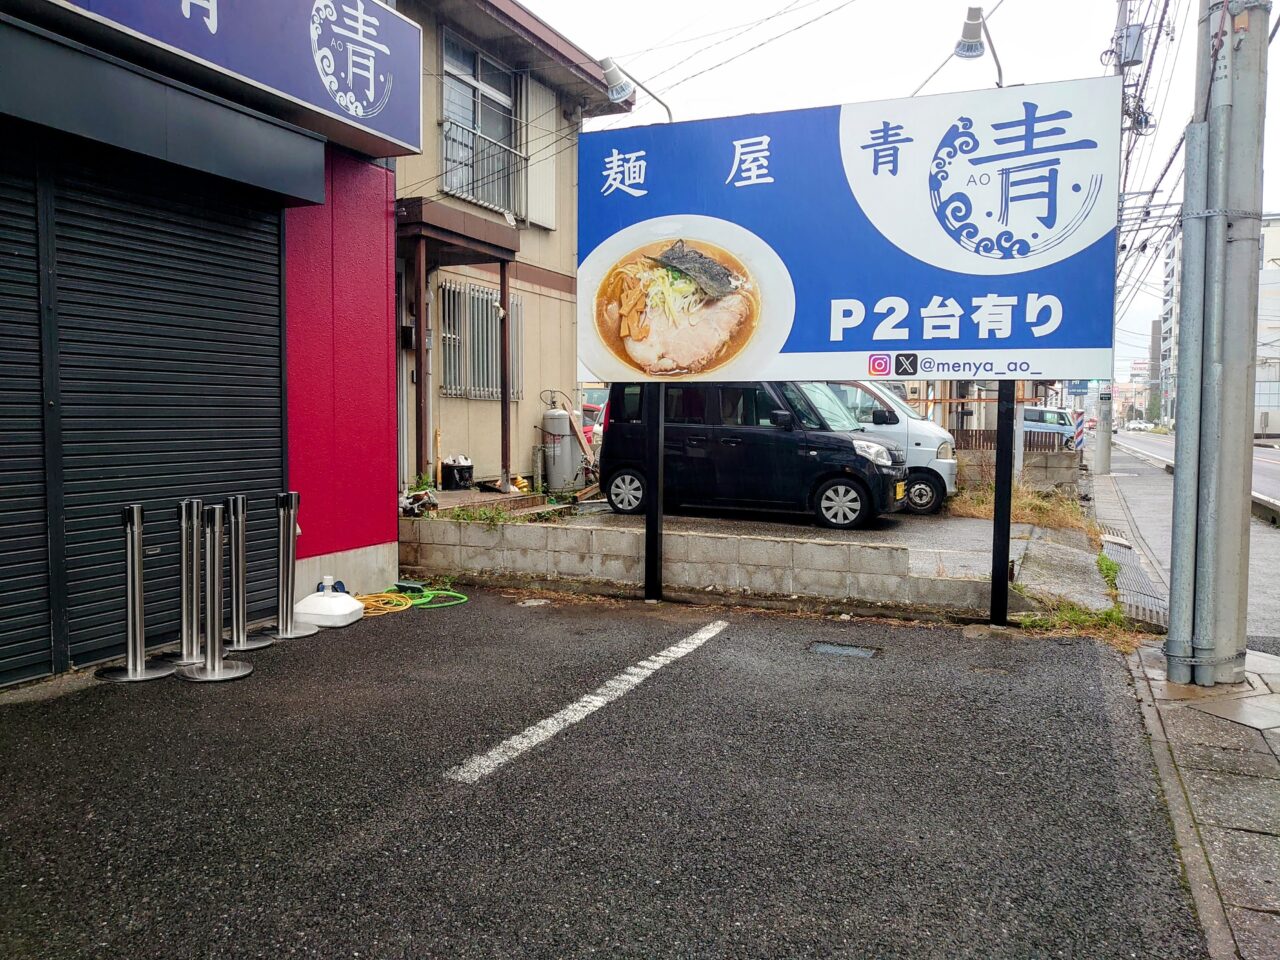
[445,620,729,785]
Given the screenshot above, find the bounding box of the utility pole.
[1098,0,1133,476]
[1168,0,1269,686]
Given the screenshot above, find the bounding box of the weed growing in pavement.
[436,505,570,527]
[947,482,1102,547]
[1096,553,1121,598]
[444,506,521,527]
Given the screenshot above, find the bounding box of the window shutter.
[522,76,558,230]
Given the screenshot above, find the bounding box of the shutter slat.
[54,156,283,667]
[0,147,51,686]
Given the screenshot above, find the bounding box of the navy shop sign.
[54,0,422,155]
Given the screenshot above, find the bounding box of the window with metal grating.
[437,277,523,401]
[439,278,466,397]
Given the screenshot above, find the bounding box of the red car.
[582,403,604,444]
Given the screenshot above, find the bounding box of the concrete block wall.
[399,519,990,612]
[957,450,1080,493]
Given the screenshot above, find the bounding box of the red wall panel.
[285,148,397,560]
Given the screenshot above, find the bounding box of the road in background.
[1115,431,1280,503]
[1096,443,1280,647]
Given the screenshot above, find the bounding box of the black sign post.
[643,383,666,601]
[990,380,1016,625]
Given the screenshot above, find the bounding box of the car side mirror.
[773,410,795,431]
[871,409,895,426]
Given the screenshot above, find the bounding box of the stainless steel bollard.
[224,495,272,651]
[177,506,253,682]
[270,491,318,640]
[162,499,204,665]
[97,505,175,683]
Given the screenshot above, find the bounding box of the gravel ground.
[0,590,1205,959]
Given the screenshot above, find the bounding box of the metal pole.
[270,491,318,640]
[224,495,272,652]
[1194,0,1234,685]
[1166,122,1209,685]
[990,380,1016,625]
[414,235,431,479]
[163,499,204,665]
[499,259,512,493]
[177,506,252,682]
[643,383,665,601]
[1012,393,1025,482]
[1096,0,1133,478]
[1211,0,1267,684]
[97,505,174,682]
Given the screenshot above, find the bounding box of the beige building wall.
[395,10,586,485]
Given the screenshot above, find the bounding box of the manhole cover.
[810,642,879,659]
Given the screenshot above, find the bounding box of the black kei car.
[599,381,909,529]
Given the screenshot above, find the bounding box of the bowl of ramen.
[579,216,795,381]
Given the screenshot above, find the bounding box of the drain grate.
[810,642,879,659]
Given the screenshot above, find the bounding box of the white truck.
[824,382,959,515]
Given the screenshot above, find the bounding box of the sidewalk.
[1091,446,1280,958]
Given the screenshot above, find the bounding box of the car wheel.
[606,469,645,515]
[1062,434,1077,451]
[904,474,944,515]
[814,478,871,529]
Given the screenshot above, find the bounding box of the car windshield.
[873,386,925,421]
[799,382,863,432]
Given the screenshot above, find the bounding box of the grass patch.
[1096,552,1120,597]
[947,482,1101,546]
[437,505,569,527]
[1017,599,1146,653]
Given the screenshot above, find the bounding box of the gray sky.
[523,0,1280,382]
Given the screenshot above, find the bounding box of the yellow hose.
[355,593,415,617]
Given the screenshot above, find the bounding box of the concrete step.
[437,493,547,516]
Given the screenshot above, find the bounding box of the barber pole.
[1074,411,1085,451]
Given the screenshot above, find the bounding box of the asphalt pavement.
[0,591,1205,959]
[1116,429,1280,502]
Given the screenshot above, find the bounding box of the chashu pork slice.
[624,293,751,375]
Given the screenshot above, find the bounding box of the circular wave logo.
[839,81,1119,276]
[928,106,1103,262]
[312,0,394,120]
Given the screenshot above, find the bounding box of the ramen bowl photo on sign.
[578,215,795,382]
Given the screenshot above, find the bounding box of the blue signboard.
[52,0,422,155]
[578,78,1119,382]
[1067,379,1090,396]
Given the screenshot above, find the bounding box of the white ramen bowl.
[578,215,796,382]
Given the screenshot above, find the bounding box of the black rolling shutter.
[52,157,284,666]
[0,148,51,685]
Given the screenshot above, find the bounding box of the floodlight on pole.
[953,6,1003,88]
[599,56,673,123]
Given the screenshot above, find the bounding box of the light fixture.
[953,6,1003,87]
[599,57,635,104]
[597,56,673,123]
[954,7,986,59]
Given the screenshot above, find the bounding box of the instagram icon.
[868,354,892,377]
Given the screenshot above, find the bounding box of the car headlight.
[937,441,955,460]
[853,439,893,467]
